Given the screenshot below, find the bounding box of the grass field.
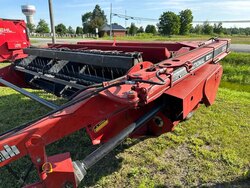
[0,52,249,187]
[102,34,250,45]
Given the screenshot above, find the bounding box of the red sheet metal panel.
[0,18,30,62]
[204,65,223,105]
[164,63,223,118]
[48,43,171,63]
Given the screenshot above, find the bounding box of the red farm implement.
[0,18,30,62]
[0,38,230,187]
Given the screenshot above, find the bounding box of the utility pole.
[48,0,56,44]
[110,3,112,39]
[125,10,127,28]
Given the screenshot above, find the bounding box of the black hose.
[131,79,165,85]
[156,70,166,83]
[68,83,103,100]
[0,82,123,139]
[0,77,168,139]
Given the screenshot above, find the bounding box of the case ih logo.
[0,28,15,34]
[0,145,20,163]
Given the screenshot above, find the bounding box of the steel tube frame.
[0,78,58,110]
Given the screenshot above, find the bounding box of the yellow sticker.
[94,119,109,133]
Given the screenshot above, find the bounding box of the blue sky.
[1,0,250,29]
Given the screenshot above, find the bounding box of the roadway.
[31,38,250,53]
[230,44,250,53]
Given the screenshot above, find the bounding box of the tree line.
[27,4,250,36]
[27,20,84,35]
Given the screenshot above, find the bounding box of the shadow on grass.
[0,92,52,133]
[47,129,144,187]
[0,92,145,187]
[209,172,250,188]
[0,128,143,187]
[154,171,250,188]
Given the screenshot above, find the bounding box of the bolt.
[36,158,41,163]
[127,90,136,99]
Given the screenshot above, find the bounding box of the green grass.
[102,33,210,41]
[101,33,250,44]
[220,52,250,92]
[230,36,250,45]
[30,39,39,44]
[0,52,249,187]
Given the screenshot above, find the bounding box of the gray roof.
[102,24,126,31]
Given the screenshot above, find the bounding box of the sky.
[0,0,250,29]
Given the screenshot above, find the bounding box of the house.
[100,24,126,37]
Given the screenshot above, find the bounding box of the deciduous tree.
[137,26,144,33]
[194,24,203,34]
[179,9,193,35]
[202,21,213,35]
[36,19,50,33]
[213,22,223,34]
[76,26,83,34]
[82,12,92,34]
[55,23,67,35]
[82,5,107,34]
[145,25,157,35]
[68,26,75,34]
[158,11,180,35]
[26,23,36,33]
[129,23,138,36]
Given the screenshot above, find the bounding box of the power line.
[112,12,250,24]
[112,13,158,22]
[193,20,250,23]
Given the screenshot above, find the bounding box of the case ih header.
[0,38,230,187]
[0,18,30,62]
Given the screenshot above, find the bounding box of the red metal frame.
[0,18,30,62]
[0,39,230,187]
